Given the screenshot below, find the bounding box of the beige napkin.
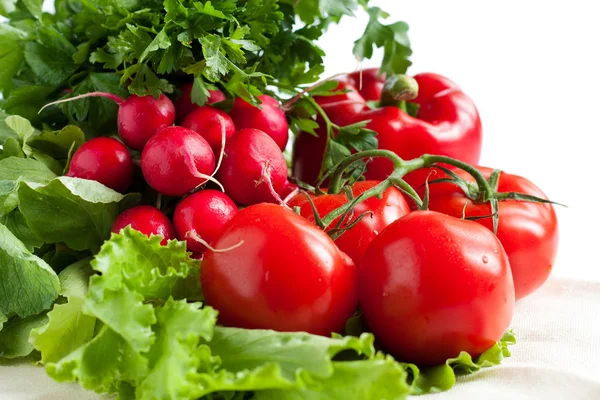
[1,278,599,400]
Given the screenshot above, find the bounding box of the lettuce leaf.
[30,229,514,400]
[0,312,48,358]
[408,330,517,395]
[0,223,60,319]
[0,156,56,217]
[255,356,411,400]
[17,177,140,252]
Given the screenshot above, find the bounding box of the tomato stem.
[420,155,494,201]
[327,149,407,194]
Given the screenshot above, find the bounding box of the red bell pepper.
[292,81,367,184]
[341,68,385,101]
[291,71,482,188]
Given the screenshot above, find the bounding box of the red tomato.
[201,204,358,336]
[418,166,559,300]
[359,211,514,366]
[288,181,411,265]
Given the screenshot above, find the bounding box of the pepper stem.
[380,75,419,107]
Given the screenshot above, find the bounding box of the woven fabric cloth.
[1,277,599,400]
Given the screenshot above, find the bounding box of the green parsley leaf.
[24,26,79,86]
[353,7,412,75]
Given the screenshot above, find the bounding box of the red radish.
[112,205,175,245]
[173,190,238,255]
[118,94,176,150]
[40,92,175,151]
[174,82,226,122]
[217,128,288,206]
[141,126,216,197]
[181,106,235,154]
[229,95,289,150]
[66,137,134,193]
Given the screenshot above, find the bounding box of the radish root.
[186,230,244,253]
[39,91,125,114]
[191,114,228,193]
[282,187,300,206]
[256,161,289,209]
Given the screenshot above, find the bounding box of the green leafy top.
[0,0,412,134]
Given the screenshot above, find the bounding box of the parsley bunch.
[0,0,412,136]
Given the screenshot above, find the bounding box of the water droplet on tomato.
[373,230,379,235]
[482,256,489,264]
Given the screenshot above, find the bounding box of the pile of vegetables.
[0,0,559,399]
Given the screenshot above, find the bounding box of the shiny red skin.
[173,190,238,254]
[118,94,176,151]
[229,95,289,150]
[314,81,367,112]
[359,73,482,185]
[217,128,288,206]
[181,106,236,154]
[141,126,216,197]
[418,166,559,300]
[359,211,514,365]
[288,181,410,265]
[111,205,175,245]
[344,68,385,101]
[291,128,327,186]
[291,87,367,185]
[292,73,482,188]
[201,203,358,335]
[66,137,134,193]
[174,82,227,123]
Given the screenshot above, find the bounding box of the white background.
[4,1,600,281]
[320,0,600,282]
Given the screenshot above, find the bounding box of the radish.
[174,82,227,123]
[229,95,289,150]
[40,92,176,151]
[112,205,175,245]
[66,137,134,193]
[181,106,235,154]
[173,189,238,255]
[141,126,216,197]
[217,128,288,206]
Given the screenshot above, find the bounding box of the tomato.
[418,166,559,299]
[201,203,358,336]
[359,211,514,366]
[288,181,411,265]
